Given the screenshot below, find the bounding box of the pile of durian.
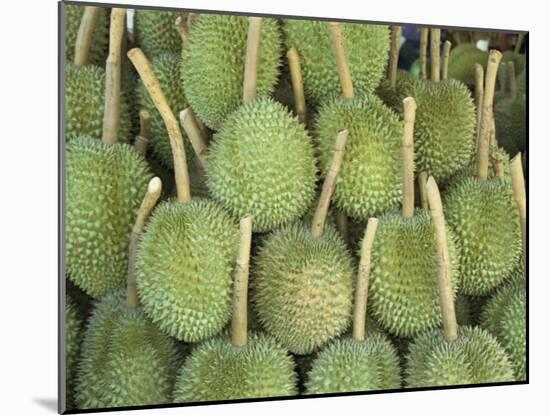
[64,5,527,410]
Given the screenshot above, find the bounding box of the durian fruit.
[305,218,401,394]
[375,69,413,113]
[369,98,460,337]
[404,176,515,388]
[315,22,403,221]
[253,130,355,355]
[182,15,282,129]
[134,10,182,58]
[173,215,298,402]
[129,47,239,342]
[283,19,389,105]
[65,5,109,66]
[65,296,83,408]
[447,43,489,85]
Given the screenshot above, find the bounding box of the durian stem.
[418,172,429,210]
[490,115,504,177]
[232,215,253,347]
[179,108,207,174]
[329,22,354,100]
[101,8,127,145]
[419,28,429,81]
[187,13,197,31]
[430,28,441,83]
[510,154,526,270]
[388,26,402,90]
[402,97,417,218]
[477,50,503,181]
[127,177,162,308]
[508,61,517,101]
[73,6,100,66]
[474,63,485,148]
[312,130,349,238]
[353,218,379,342]
[441,40,451,81]
[425,176,458,342]
[134,109,150,157]
[243,17,262,104]
[515,33,525,54]
[287,47,307,124]
[128,48,192,203]
[335,209,349,246]
[174,14,188,43]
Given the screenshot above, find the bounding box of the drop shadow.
[34,398,57,412]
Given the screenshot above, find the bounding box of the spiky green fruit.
[182,15,282,129]
[402,79,476,181]
[480,280,526,380]
[305,333,401,394]
[252,223,354,355]
[75,290,181,409]
[206,98,317,232]
[283,20,389,104]
[136,199,239,342]
[134,10,182,58]
[64,5,109,66]
[375,69,414,114]
[173,331,297,402]
[444,176,522,296]
[65,64,131,142]
[447,43,488,85]
[405,326,515,387]
[495,97,526,156]
[66,296,83,408]
[315,94,403,221]
[66,137,152,297]
[369,209,461,337]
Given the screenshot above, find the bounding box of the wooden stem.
[515,33,525,54]
[128,48,191,203]
[311,130,349,238]
[425,176,458,342]
[231,215,253,347]
[510,154,526,269]
[490,115,504,177]
[187,13,197,31]
[127,177,162,308]
[287,47,307,124]
[402,97,417,218]
[174,14,188,44]
[134,109,150,157]
[419,28,429,80]
[179,108,208,173]
[477,50,503,181]
[388,26,402,89]
[243,17,262,104]
[442,40,451,81]
[73,6,100,66]
[353,218,379,341]
[474,63,485,147]
[430,28,441,83]
[418,172,429,210]
[102,9,126,145]
[508,61,517,101]
[329,22,354,100]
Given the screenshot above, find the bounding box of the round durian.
[447,43,488,85]
[136,198,239,342]
[66,136,152,297]
[444,176,522,296]
[66,296,83,408]
[206,98,317,232]
[495,97,526,156]
[134,10,182,58]
[283,20,389,104]
[480,279,526,380]
[405,326,515,387]
[252,222,355,355]
[65,64,131,142]
[173,331,297,402]
[314,94,403,221]
[182,15,282,129]
[368,209,461,337]
[75,290,181,409]
[65,5,109,66]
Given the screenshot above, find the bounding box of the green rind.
[65,5,109,67]
[134,10,182,58]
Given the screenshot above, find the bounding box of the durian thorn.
[101,8,127,145]
[128,48,192,203]
[402,97,417,218]
[134,109,150,157]
[477,50,503,181]
[353,217,379,342]
[232,214,253,348]
[418,172,429,210]
[474,63,485,147]
[515,33,525,54]
[335,209,349,247]
[174,14,189,43]
[388,26,402,90]
[329,22,354,100]
[179,108,207,174]
[127,177,162,308]
[425,176,458,342]
[287,47,307,124]
[419,28,429,81]
[430,28,441,83]
[312,130,349,238]
[510,154,526,271]
[73,6,100,66]
[441,40,452,81]
[508,61,518,101]
[243,17,263,104]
